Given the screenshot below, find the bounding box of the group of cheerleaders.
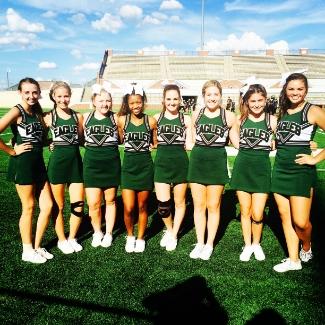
[0,73,324,273]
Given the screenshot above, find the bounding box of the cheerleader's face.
[163,89,181,114]
[286,79,307,106]
[93,91,112,115]
[128,94,144,116]
[52,87,71,109]
[19,82,40,107]
[247,93,266,116]
[204,86,222,110]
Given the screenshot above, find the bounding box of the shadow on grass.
[246,308,286,324]
[143,275,228,324]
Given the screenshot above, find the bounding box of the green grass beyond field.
[0,107,325,324]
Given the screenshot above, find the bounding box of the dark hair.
[239,84,267,121]
[162,84,181,112]
[18,77,47,141]
[279,73,308,118]
[118,88,147,116]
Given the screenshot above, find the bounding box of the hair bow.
[240,76,257,97]
[92,81,112,95]
[123,83,144,96]
[279,68,308,87]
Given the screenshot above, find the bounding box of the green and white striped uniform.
[121,114,153,190]
[47,108,83,184]
[271,102,317,197]
[83,111,120,188]
[7,104,47,184]
[230,113,273,193]
[154,112,188,184]
[188,107,229,185]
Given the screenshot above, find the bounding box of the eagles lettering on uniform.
[53,125,78,137]
[86,125,116,137]
[276,103,317,146]
[197,124,226,137]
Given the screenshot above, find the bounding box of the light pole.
[6,68,11,89]
[201,0,205,50]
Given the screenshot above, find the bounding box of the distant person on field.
[272,73,325,273]
[0,77,53,263]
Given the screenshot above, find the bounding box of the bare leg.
[86,187,103,233]
[155,182,172,231]
[68,182,84,239]
[171,183,187,238]
[137,190,150,239]
[50,183,66,241]
[251,193,268,245]
[237,191,252,246]
[104,187,117,235]
[122,189,136,236]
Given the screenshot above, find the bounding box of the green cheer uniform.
[47,108,83,184]
[271,102,317,198]
[83,111,120,188]
[7,104,47,185]
[188,107,230,185]
[230,113,273,193]
[154,112,188,184]
[121,114,153,191]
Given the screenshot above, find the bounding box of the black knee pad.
[251,216,263,225]
[157,199,171,219]
[71,201,84,218]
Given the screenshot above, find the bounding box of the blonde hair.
[202,80,222,97]
[49,81,72,108]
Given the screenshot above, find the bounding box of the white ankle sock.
[23,243,33,253]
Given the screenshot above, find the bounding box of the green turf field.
[0,107,325,324]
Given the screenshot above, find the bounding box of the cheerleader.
[230,83,277,262]
[44,81,84,254]
[272,73,325,272]
[83,82,120,248]
[0,77,53,263]
[117,84,157,253]
[153,84,193,251]
[188,80,239,260]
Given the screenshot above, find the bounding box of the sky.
[1,0,325,88]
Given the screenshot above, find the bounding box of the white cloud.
[69,13,86,25]
[91,14,123,33]
[0,32,37,46]
[5,8,45,32]
[160,0,183,10]
[119,5,143,19]
[142,15,162,25]
[142,44,168,54]
[152,12,168,20]
[202,32,289,53]
[70,49,82,59]
[225,0,306,13]
[39,61,57,69]
[170,15,181,22]
[41,10,57,18]
[73,62,99,72]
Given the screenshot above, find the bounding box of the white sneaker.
[134,239,146,253]
[36,248,54,260]
[101,233,113,248]
[189,243,205,259]
[166,237,178,251]
[200,244,213,260]
[252,244,265,261]
[240,245,254,262]
[68,238,83,252]
[57,240,74,254]
[299,245,313,262]
[125,236,136,253]
[160,230,172,247]
[273,258,302,273]
[22,250,47,264]
[91,232,104,248]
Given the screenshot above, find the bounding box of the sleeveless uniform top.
[157,112,186,146]
[49,108,79,146]
[194,107,229,147]
[7,104,47,184]
[123,114,151,153]
[11,104,44,149]
[275,102,316,147]
[271,102,317,197]
[84,111,118,149]
[239,113,273,151]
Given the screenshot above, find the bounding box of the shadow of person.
[143,275,228,325]
[246,308,286,325]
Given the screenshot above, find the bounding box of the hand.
[14,142,33,155]
[295,154,316,165]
